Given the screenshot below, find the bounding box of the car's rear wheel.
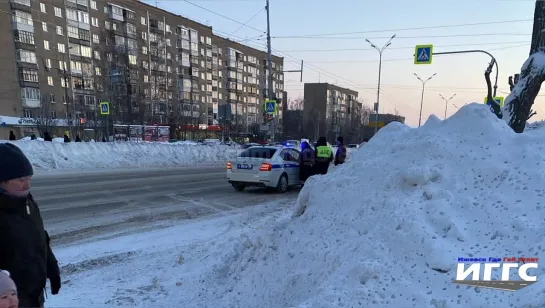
[232,183,246,191]
[276,174,288,193]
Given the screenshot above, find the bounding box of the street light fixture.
[439,93,456,120]
[414,72,437,127]
[366,34,395,134]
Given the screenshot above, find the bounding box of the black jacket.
[0,193,60,307]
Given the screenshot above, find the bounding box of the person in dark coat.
[314,137,333,175]
[75,135,82,142]
[0,143,61,308]
[30,134,37,140]
[299,141,315,184]
[43,132,52,142]
[334,136,347,166]
[63,134,70,143]
[8,131,16,141]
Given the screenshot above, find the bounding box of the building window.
[105,21,110,29]
[51,111,57,118]
[45,58,51,68]
[129,55,137,65]
[14,30,34,45]
[43,40,49,50]
[95,67,101,75]
[142,32,147,40]
[23,109,32,118]
[92,34,99,43]
[91,17,99,27]
[56,26,63,36]
[21,68,38,82]
[67,26,78,38]
[60,78,66,88]
[127,23,136,35]
[166,39,171,46]
[80,46,92,58]
[58,43,65,53]
[90,0,97,9]
[66,9,77,21]
[17,50,36,63]
[54,7,62,17]
[49,94,55,103]
[94,51,100,59]
[47,76,54,86]
[40,3,46,13]
[42,22,47,32]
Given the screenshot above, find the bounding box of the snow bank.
[189,103,544,307]
[2,140,239,171]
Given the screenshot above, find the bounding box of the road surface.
[32,167,299,246]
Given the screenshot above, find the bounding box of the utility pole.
[439,93,456,119]
[414,72,437,127]
[265,0,275,142]
[366,34,395,134]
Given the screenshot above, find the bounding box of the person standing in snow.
[42,132,52,142]
[314,137,333,175]
[0,143,61,308]
[299,141,315,185]
[334,136,347,166]
[0,270,18,308]
[8,131,16,141]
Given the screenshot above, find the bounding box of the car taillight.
[227,161,232,170]
[259,163,272,171]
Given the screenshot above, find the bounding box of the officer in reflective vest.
[314,136,333,175]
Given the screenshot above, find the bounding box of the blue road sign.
[1,122,5,127]
[414,44,433,65]
[100,102,110,115]
[265,100,276,114]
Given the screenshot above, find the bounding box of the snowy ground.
[46,103,545,307]
[3,140,240,171]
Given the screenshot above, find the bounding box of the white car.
[226,145,301,193]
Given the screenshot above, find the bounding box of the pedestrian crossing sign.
[484,96,504,108]
[414,44,433,65]
[100,102,110,115]
[265,100,277,115]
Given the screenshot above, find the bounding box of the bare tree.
[287,98,304,110]
[34,97,58,137]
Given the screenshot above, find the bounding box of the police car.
[226,145,301,193]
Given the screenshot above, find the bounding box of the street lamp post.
[414,72,437,127]
[439,93,456,120]
[366,34,395,134]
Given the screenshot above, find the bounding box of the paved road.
[31,167,299,246]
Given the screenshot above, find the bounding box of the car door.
[279,149,296,184]
[288,149,301,184]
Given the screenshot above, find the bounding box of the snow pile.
[3,140,239,171]
[188,103,545,307]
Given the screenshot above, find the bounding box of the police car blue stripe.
[271,164,298,169]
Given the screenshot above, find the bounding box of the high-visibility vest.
[316,146,332,158]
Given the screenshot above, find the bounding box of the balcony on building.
[20,87,40,108]
[65,0,88,11]
[10,0,31,13]
[12,10,33,32]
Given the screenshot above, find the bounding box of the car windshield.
[238,148,277,159]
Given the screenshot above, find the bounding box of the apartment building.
[0,0,285,139]
[302,83,359,142]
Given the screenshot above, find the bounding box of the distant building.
[302,83,358,142]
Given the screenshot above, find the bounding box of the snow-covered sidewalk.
[47,199,294,307]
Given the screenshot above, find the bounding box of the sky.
[144,0,539,127]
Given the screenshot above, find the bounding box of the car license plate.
[237,164,253,170]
